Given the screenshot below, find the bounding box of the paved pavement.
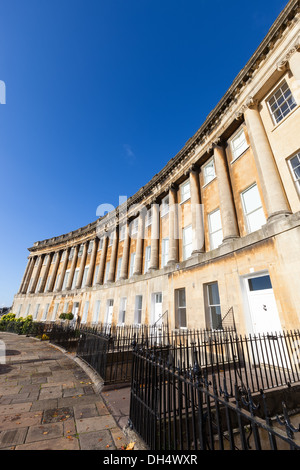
[0,332,144,450]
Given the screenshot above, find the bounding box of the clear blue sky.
[0,0,288,307]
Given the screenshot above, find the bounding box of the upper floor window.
[88,240,94,253]
[98,238,104,250]
[208,209,223,250]
[182,225,192,260]
[43,255,48,266]
[288,152,300,195]
[268,80,297,125]
[131,218,139,236]
[52,253,57,264]
[161,195,169,217]
[69,247,75,260]
[241,183,266,233]
[78,244,84,258]
[180,180,191,203]
[161,237,169,267]
[203,158,216,185]
[144,246,151,273]
[129,252,136,277]
[116,257,122,280]
[230,128,249,161]
[108,232,114,246]
[120,225,126,241]
[145,208,152,227]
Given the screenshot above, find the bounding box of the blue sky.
[0,0,288,307]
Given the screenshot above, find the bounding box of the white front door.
[152,293,162,326]
[245,274,282,335]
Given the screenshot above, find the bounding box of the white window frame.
[288,152,300,195]
[82,301,89,324]
[203,158,216,185]
[51,303,59,322]
[98,238,104,250]
[145,208,152,227]
[62,270,70,290]
[131,218,139,237]
[161,195,169,217]
[92,300,101,324]
[161,237,169,267]
[120,225,126,241]
[180,180,191,203]
[230,127,249,162]
[175,288,187,329]
[104,261,110,283]
[129,252,136,277]
[206,282,222,330]
[144,246,151,273]
[72,268,79,290]
[267,79,297,125]
[42,304,50,322]
[88,240,94,253]
[54,273,60,291]
[134,295,143,325]
[93,265,99,286]
[208,209,223,250]
[25,304,31,317]
[116,257,122,281]
[241,184,266,233]
[182,225,193,260]
[33,304,40,320]
[82,265,89,287]
[118,297,127,325]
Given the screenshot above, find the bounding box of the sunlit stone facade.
[12,0,300,335]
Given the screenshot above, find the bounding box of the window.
[120,225,126,241]
[161,195,169,217]
[175,288,187,329]
[82,266,89,287]
[268,80,297,125]
[129,252,136,277]
[62,271,69,290]
[116,257,122,280]
[25,304,31,317]
[208,209,223,250]
[104,261,110,283]
[161,237,169,267]
[106,299,114,324]
[203,159,216,185]
[72,269,79,290]
[33,304,40,320]
[248,275,272,291]
[45,276,51,292]
[82,301,89,323]
[145,208,152,227]
[92,300,101,324]
[134,295,143,325]
[131,219,139,237]
[93,265,99,286]
[51,303,59,322]
[42,304,50,321]
[78,245,84,258]
[63,301,69,313]
[206,283,222,330]
[69,247,75,260]
[118,298,127,325]
[231,128,248,161]
[88,240,94,253]
[17,304,22,318]
[36,277,42,293]
[98,238,104,250]
[241,184,266,233]
[288,152,300,194]
[54,273,60,290]
[52,253,57,264]
[182,225,192,260]
[144,246,151,273]
[180,180,191,203]
[61,250,66,261]
[43,255,48,266]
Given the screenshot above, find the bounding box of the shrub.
[59,312,74,321]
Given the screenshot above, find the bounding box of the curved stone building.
[12,0,300,335]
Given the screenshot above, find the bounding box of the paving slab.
[0,332,138,451]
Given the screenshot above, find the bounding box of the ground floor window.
[175,288,187,329]
[134,295,143,325]
[118,297,127,325]
[205,282,222,330]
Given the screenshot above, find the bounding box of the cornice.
[29,0,300,253]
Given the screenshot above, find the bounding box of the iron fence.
[129,340,300,450]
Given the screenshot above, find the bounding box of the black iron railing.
[129,337,300,450]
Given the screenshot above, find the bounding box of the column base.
[222,235,239,245]
[267,210,292,223]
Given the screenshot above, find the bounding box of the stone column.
[39,253,52,293]
[96,235,108,285]
[76,242,88,289]
[244,99,291,220]
[48,251,62,292]
[189,166,205,253]
[133,210,145,275]
[29,255,44,293]
[56,248,70,292]
[19,258,31,294]
[149,201,160,270]
[108,229,119,282]
[21,257,35,294]
[86,238,98,287]
[66,245,79,290]
[168,184,179,265]
[120,222,130,280]
[288,49,300,82]
[213,144,239,242]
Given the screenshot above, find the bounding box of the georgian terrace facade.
[12,0,300,336]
